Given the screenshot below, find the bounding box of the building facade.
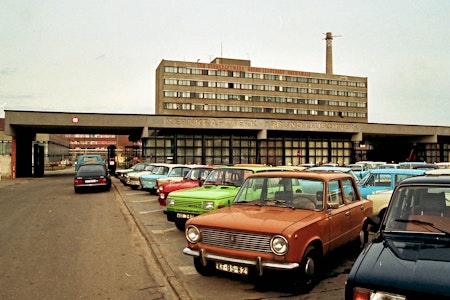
[145,57,377,166]
[156,58,368,123]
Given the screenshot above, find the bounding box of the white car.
[366,189,393,217]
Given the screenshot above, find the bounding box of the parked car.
[74,162,111,193]
[74,154,104,172]
[436,162,450,169]
[410,163,438,170]
[155,165,194,187]
[366,189,394,217]
[157,165,214,206]
[165,165,293,230]
[377,163,400,169]
[139,164,189,194]
[307,166,360,183]
[358,169,425,199]
[345,171,450,299]
[126,164,157,189]
[183,171,372,292]
[349,161,387,179]
[117,162,152,184]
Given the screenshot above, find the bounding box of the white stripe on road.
[139,209,164,214]
[151,227,178,234]
[132,199,155,203]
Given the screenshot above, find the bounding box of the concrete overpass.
[4,110,450,177]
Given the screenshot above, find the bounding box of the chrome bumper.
[183,247,299,275]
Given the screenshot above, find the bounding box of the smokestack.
[325,32,333,74]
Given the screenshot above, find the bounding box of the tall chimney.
[325,32,333,74]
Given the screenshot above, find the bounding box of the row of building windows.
[64,134,116,139]
[163,91,366,108]
[142,134,355,166]
[164,79,366,98]
[163,102,367,118]
[164,66,367,88]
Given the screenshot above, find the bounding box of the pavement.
[0,170,189,299]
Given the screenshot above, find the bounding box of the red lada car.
[183,171,372,292]
[157,165,214,206]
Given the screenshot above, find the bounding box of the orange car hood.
[190,205,319,235]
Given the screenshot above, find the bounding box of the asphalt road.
[0,171,367,299]
[0,171,177,299]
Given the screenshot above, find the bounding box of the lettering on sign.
[265,120,358,132]
[165,117,258,129]
[164,117,358,132]
[196,63,311,77]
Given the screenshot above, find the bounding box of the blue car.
[358,168,425,198]
[139,164,190,194]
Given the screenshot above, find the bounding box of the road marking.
[151,227,178,234]
[139,209,164,214]
[126,192,148,196]
[179,266,198,275]
[132,199,155,203]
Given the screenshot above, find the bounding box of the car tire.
[175,219,186,231]
[291,245,319,293]
[193,257,215,276]
[74,187,80,193]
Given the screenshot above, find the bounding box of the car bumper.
[183,247,299,274]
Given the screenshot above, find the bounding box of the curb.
[113,181,192,299]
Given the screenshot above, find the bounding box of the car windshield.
[185,168,212,180]
[233,176,324,210]
[151,166,170,175]
[384,185,450,235]
[168,167,187,177]
[203,168,252,186]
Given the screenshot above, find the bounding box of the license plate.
[215,262,248,275]
[176,213,196,219]
[85,179,97,183]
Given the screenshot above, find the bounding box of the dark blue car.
[345,171,450,299]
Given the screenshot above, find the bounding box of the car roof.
[213,165,291,171]
[367,168,425,174]
[308,166,352,172]
[397,172,450,185]
[247,170,353,181]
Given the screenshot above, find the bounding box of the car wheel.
[130,185,138,190]
[193,257,215,276]
[291,245,319,293]
[175,219,186,231]
[74,187,80,193]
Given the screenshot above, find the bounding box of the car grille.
[173,199,203,209]
[201,227,272,253]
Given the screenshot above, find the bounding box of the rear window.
[78,164,105,174]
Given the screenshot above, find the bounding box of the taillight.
[74,179,83,185]
[98,177,106,183]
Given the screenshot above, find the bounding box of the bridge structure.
[4,110,450,178]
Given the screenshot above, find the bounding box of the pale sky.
[1,0,449,126]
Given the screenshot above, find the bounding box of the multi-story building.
[156,58,367,123]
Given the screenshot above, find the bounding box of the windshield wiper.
[394,219,450,235]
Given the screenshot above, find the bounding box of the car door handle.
[345,211,350,216]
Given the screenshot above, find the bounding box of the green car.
[164,165,295,230]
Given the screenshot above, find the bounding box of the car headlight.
[203,201,214,210]
[186,225,201,243]
[352,288,406,300]
[167,198,175,206]
[270,235,288,255]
